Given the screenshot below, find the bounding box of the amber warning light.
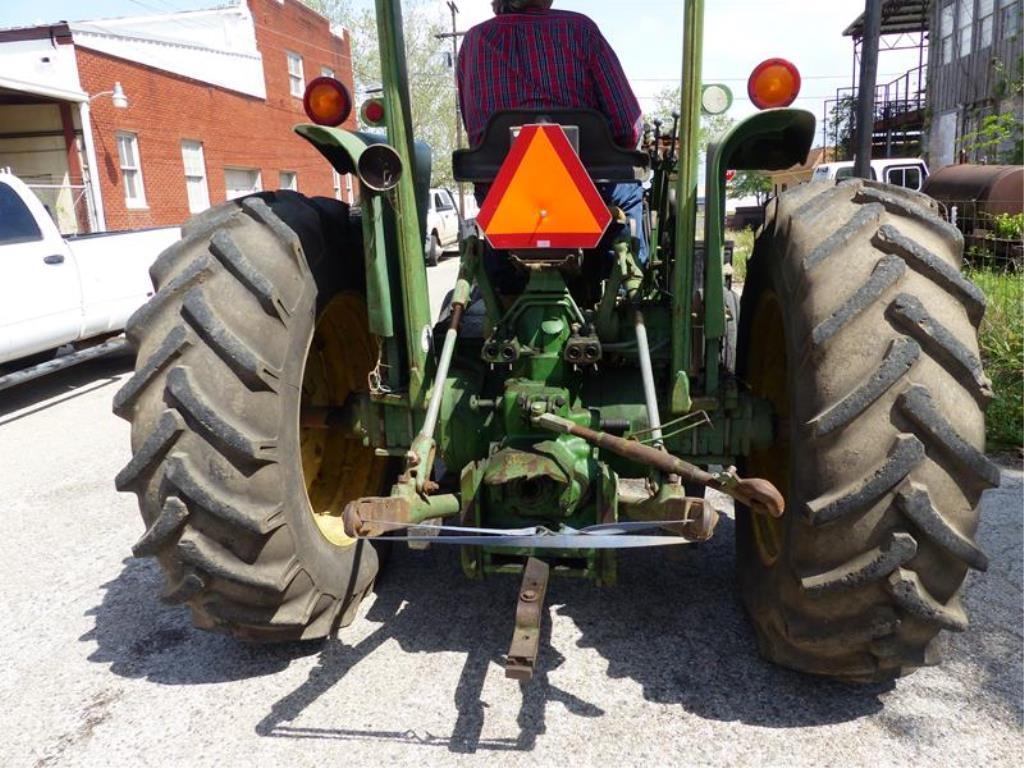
[747,58,801,110]
[477,124,611,250]
[303,77,352,126]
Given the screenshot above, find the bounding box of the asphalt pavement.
[0,256,1021,767]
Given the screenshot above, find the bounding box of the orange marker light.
[747,58,801,110]
[303,77,352,126]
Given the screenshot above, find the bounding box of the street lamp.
[90,81,128,109]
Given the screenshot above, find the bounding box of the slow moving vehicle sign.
[477,124,612,250]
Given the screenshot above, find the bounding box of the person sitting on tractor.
[457,0,646,288]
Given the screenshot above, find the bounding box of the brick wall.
[77,0,357,231]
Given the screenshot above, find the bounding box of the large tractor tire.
[114,191,391,642]
[736,179,999,681]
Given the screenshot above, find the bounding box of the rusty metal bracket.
[533,412,785,518]
[505,557,550,681]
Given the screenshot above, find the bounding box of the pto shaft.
[533,412,784,518]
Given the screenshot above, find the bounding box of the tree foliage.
[727,171,773,205]
[825,94,856,162]
[652,86,734,152]
[302,0,459,185]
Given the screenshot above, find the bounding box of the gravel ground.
[0,259,1020,767]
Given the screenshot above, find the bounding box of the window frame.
[279,170,298,191]
[180,139,210,214]
[287,51,305,98]
[978,0,996,46]
[940,2,956,64]
[959,0,975,58]
[321,66,335,79]
[1001,0,1021,38]
[116,131,147,209]
[223,167,263,201]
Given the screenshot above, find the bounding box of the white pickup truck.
[0,171,179,376]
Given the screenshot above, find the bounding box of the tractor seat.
[452,108,649,184]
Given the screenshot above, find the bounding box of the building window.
[279,171,297,191]
[321,66,335,78]
[941,2,955,63]
[180,140,210,214]
[959,0,974,57]
[979,0,995,46]
[1002,0,1021,38]
[345,173,354,202]
[332,169,342,199]
[287,51,305,97]
[115,132,146,208]
[224,168,262,200]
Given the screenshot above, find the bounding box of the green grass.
[726,228,754,284]
[967,268,1023,449]
[720,231,1019,448]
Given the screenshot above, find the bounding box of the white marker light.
[701,83,733,116]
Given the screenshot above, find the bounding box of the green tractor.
[115,0,998,682]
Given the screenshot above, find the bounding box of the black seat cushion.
[452,108,649,184]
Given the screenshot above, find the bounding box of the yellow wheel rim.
[745,290,790,567]
[300,292,388,547]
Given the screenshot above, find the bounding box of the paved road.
[0,261,1020,767]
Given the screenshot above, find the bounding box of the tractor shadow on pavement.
[247,516,897,752]
[86,479,1022,753]
[0,354,132,426]
[83,557,322,684]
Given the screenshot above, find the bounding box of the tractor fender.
[701,109,816,346]
[294,124,433,242]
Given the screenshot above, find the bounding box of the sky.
[1,0,924,147]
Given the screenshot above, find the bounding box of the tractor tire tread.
[115,191,381,643]
[737,178,996,681]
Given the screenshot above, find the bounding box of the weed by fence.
[725,228,753,284]
[967,264,1023,450]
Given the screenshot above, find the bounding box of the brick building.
[0,0,357,234]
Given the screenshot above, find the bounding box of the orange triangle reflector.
[477,124,612,250]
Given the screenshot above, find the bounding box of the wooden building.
[927,0,1022,167]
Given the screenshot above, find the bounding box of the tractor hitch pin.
[634,308,663,449]
[533,413,785,519]
[506,556,550,681]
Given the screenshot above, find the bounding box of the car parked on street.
[0,171,179,369]
[424,186,461,266]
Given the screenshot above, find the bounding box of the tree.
[958,112,1024,165]
[652,85,734,152]
[825,94,856,161]
[727,171,773,206]
[302,0,459,185]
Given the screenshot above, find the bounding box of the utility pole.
[435,1,466,218]
[853,0,882,179]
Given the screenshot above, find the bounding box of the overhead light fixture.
[111,82,128,109]
[90,81,129,109]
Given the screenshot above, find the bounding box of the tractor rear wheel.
[114,191,391,641]
[736,179,999,681]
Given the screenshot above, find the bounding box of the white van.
[812,158,929,191]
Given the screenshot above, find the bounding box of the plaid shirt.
[457,9,642,149]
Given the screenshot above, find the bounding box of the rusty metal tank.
[922,164,1024,231]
